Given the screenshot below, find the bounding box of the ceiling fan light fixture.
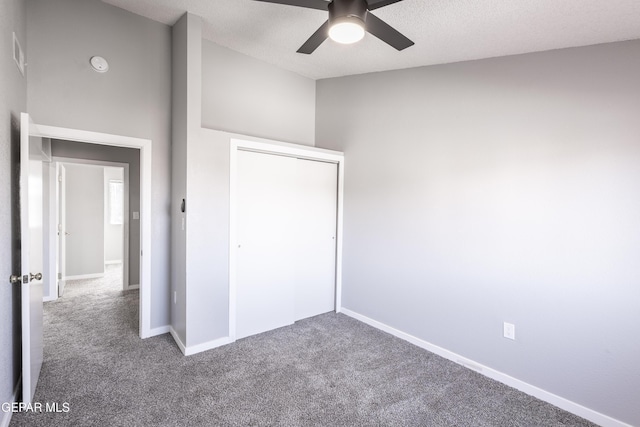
[259,0,414,54]
[329,19,365,44]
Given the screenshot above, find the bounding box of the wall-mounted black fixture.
[181,199,186,213]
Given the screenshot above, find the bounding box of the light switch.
[132,211,139,220]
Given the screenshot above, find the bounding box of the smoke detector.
[90,56,109,73]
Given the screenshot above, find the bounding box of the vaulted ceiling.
[100,0,640,80]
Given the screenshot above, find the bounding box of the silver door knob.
[30,273,42,281]
[9,275,21,284]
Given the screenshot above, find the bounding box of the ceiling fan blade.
[365,12,414,51]
[253,0,329,11]
[366,0,405,11]
[297,20,330,54]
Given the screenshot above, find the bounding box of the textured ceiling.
[100,0,640,80]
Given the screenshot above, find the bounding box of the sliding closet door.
[236,150,297,339]
[294,159,338,321]
[236,150,339,339]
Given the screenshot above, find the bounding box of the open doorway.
[51,159,132,299]
[33,122,153,339]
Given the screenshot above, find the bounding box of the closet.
[236,150,338,339]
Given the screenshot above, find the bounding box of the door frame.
[48,158,131,296]
[229,138,345,341]
[31,123,153,339]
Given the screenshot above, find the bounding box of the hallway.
[52,264,137,345]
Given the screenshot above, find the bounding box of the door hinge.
[58,272,62,280]
[58,174,62,182]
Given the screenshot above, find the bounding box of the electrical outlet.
[503,322,515,340]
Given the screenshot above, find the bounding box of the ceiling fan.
[253,0,414,54]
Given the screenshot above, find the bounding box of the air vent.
[13,32,24,76]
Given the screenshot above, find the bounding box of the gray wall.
[0,0,26,415]
[201,40,316,146]
[27,0,172,328]
[104,167,124,263]
[316,40,640,426]
[187,128,230,346]
[64,163,104,276]
[172,14,319,348]
[52,140,140,286]
[170,13,194,345]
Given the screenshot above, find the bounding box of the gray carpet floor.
[10,266,596,426]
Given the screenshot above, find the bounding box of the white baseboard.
[147,325,170,337]
[43,295,57,302]
[184,336,233,356]
[169,326,187,355]
[125,283,139,291]
[340,308,630,427]
[104,260,123,265]
[1,375,21,427]
[64,273,104,281]
[169,327,233,356]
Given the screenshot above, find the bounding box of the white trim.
[169,327,233,357]
[64,273,104,281]
[34,125,150,149]
[228,144,238,341]
[169,327,186,355]
[228,138,345,341]
[148,325,170,337]
[0,375,21,427]
[335,159,344,313]
[46,162,58,302]
[184,337,233,356]
[231,137,344,161]
[55,162,65,300]
[32,123,153,339]
[125,284,140,291]
[122,166,130,292]
[105,260,123,265]
[340,308,631,427]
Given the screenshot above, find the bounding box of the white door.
[20,113,45,403]
[236,151,298,339]
[236,151,338,339]
[294,159,338,321]
[57,163,67,297]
